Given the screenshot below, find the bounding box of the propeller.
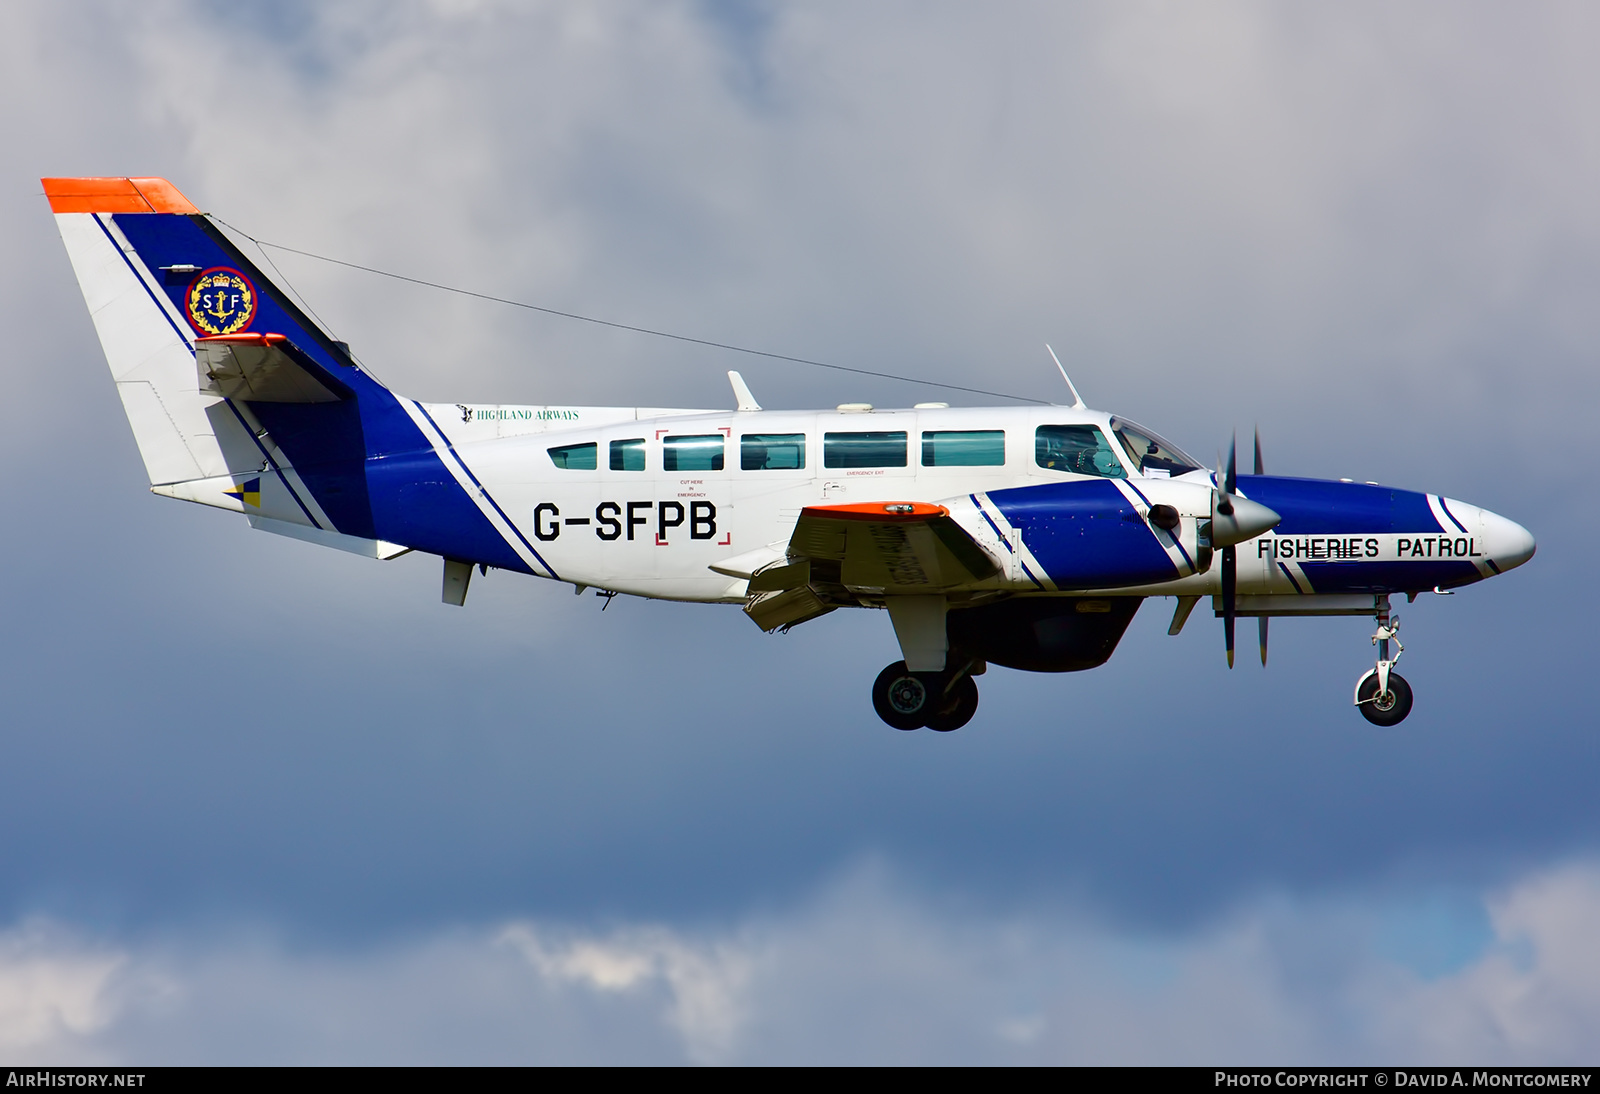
[1212,430,1281,669]
[1254,428,1266,665]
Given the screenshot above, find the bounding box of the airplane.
[42,176,1536,732]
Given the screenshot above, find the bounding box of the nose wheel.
[1355,671,1413,726]
[1354,596,1413,726]
[872,662,980,732]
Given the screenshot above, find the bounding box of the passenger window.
[741,433,806,470]
[1034,425,1126,478]
[824,431,907,468]
[922,430,1005,467]
[663,434,725,472]
[610,437,646,471]
[548,442,597,470]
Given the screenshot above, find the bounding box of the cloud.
[4,860,1600,1064]
[0,923,124,1054]
[501,924,752,1063]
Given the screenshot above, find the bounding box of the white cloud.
[500,924,752,1063]
[4,861,1600,1064]
[0,923,124,1054]
[1373,867,1600,1060]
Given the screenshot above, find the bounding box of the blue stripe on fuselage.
[987,479,1178,589]
[1298,560,1480,593]
[1238,475,1442,535]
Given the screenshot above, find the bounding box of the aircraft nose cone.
[1480,507,1536,571]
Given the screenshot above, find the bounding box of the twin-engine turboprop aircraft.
[44,177,1536,731]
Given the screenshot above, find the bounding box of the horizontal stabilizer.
[245,513,411,560]
[196,333,346,403]
[708,544,788,580]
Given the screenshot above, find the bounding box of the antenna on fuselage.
[1045,344,1085,409]
[727,370,762,412]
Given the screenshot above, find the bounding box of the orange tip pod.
[802,502,949,521]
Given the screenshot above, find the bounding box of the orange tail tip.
[41,176,199,215]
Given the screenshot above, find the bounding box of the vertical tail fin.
[45,177,539,574]
[46,177,226,486]
[43,177,398,555]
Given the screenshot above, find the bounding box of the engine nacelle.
[982,479,1214,590]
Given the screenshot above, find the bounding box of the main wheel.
[1357,671,1414,726]
[872,661,934,730]
[926,674,978,732]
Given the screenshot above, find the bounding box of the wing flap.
[745,585,834,632]
[787,502,1000,593]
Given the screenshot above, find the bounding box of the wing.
[743,502,1001,632]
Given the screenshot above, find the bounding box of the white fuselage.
[419,401,1225,602]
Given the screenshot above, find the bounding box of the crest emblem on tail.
[185,267,257,335]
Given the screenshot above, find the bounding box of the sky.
[1,0,1597,1064]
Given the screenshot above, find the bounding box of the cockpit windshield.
[1109,417,1203,478]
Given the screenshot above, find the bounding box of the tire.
[872,662,933,730]
[1357,671,1414,726]
[926,674,979,733]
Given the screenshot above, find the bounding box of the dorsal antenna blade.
[727,370,761,412]
[1044,345,1085,409]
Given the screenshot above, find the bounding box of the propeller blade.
[1253,427,1264,476]
[1258,615,1269,666]
[1222,544,1236,669]
[1225,434,1237,496]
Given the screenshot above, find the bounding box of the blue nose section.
[1238,476,1532,594]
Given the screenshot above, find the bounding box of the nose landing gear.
[1354,595,1413,726]
[872,661,981,732]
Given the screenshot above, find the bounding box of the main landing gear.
[872,661,981,732]
[1354,595,1413,726]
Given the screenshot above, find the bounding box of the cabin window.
[548,442,597,470]
[1034,425,1126,478]
[824,431,907,468]
[610,438,646,471]
[663,434,725,472]
[741,433,806,470]
[1109,417,1202,478]
[921,430,1005,467]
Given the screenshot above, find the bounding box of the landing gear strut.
[872,662,981,732]
[1354,595,1413,726]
